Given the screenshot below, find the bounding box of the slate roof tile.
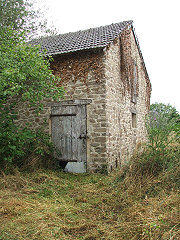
[30,20,133,56]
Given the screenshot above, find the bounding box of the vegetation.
[0,0,64,169]
[150,103,180,138]
[0,159,179,239]
[0,103,179,239]
[150,103,180,124]
[129,103,180,175]
[0,0,56,39]
[0,2,179,238]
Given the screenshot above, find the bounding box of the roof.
[30,21,133,56]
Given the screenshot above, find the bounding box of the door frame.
[47,99,92,172]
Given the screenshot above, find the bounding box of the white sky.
[35,0,180,113]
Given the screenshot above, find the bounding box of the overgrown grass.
[1,103,179,239]
[0,154,179,240]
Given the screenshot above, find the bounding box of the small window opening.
[131,62,137,103]
[132,113,137,128]
[115,158,118,168]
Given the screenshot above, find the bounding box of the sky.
[35,0,180,113]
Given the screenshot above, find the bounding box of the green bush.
[0,106,56,170]
[130,103,180,175]
[0,25,63,170]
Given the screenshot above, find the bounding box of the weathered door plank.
[51,104,86,163]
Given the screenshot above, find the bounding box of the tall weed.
[130,105,180,176]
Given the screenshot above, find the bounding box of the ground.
[0,168,179,240]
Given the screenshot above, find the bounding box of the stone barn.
[28,20,151,173]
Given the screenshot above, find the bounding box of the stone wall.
[50,50,108,172]
[104,27,151,171]
[14,29,151,173]
[14,100,50,132]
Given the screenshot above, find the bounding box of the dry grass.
[0,167,179,240]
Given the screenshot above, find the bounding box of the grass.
[0,163,179,240]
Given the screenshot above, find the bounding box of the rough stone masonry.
[15,23,151,173]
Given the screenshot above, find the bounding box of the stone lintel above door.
[47,99,92,107]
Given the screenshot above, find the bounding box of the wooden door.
[51,105,87,164]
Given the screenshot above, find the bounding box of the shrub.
[0,25,63,170]
[0,107,57,171]
[130,103,180,176]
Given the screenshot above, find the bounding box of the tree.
[150,103,180,124]
[0,0,56,39]
[0,1,63,167]
[149,103,180,138]
[0,28,63,108]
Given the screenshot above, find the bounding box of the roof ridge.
[60,20,133,35]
